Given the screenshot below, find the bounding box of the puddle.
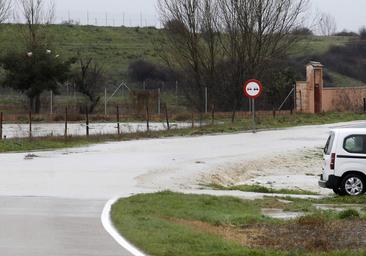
[261,208,304,220]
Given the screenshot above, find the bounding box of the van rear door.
[323,131,335,180]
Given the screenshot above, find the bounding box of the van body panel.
[319,128,366,193]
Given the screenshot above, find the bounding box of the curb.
[101,197,147,256]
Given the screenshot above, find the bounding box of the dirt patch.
[201,148,325,193]
[169,218,366,252]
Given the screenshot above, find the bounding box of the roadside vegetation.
[207,184,319,195]
[0,112,365,153]
[112,191,366,256]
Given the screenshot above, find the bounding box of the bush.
[338,209,360,219]
[360,27,366,40]
[334,30,358,37]
[297,214,326,227]
[291,27,313,36]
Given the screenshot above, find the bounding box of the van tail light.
[330,153,336,170]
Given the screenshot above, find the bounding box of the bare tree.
[73,54,105,113]
[0,0,10,23]
[218,0,308,112]
[158,0,308,113]
[158,0,222,112]
[17,0,55,48]
[319,12,337,36]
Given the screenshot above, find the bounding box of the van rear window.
[324,132,335,155]
[343,135,366,154]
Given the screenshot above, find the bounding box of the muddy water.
[1,122,193,139]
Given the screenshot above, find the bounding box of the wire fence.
[0,84,297,139]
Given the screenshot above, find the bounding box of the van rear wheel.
[341,174,365,196]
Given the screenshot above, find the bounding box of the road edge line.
[101,197,147,256]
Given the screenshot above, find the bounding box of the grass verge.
[207,183,319,195]
[1,112,365,153]
[111,192,366,256]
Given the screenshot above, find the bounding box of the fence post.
[50,91,53,116]
[0,112,3,140]
[64,107,68,139]
[29,111,32,139]
[158,88,161,115]
[191,112,195,128]
[86,106,89,137]
[104,87,107,117]
[364,98,366,113]
[175,81,178,106]
[116,105,120,135]
[211,104,215,125]
[146,100,150,132]
[205,87,208,114]
[164,104,170,131]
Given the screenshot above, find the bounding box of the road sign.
[244,79,263,133]
[244,79,263,99]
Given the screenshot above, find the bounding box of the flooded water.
[1,122,193,139]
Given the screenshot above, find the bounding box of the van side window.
[343,135,366,154]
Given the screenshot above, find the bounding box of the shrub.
[360,27,366,40]
[297,214,326,227]
[291,27,313,36]
[338,209,360,219]
[334,30,358,37]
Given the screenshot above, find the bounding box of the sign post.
[244,79,263,133]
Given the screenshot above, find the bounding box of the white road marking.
[102,198,147,256]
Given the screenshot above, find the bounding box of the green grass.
[280,194,366,213]
[0,112,365,153]
[208,184,319,195]
[327,70,366,87]
[290,36,351,57]
[111,192,366,256]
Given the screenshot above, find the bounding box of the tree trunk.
[231,99,238,123]
[29,97,34,112]
[34,95,41,113]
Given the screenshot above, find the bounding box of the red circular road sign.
[244,79,263,99]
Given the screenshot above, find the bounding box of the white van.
[319,128,366,196]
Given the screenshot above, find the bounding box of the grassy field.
[0,112,365,153]
[111,192,366,256]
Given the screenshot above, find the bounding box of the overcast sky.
[52,0,365,31]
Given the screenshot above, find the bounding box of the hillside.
[0,24,363,87]
[0,24,162,85]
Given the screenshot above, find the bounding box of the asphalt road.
[0,197,132,256]
[0,120,365,255]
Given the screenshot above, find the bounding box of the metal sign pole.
[252,98,256,133]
